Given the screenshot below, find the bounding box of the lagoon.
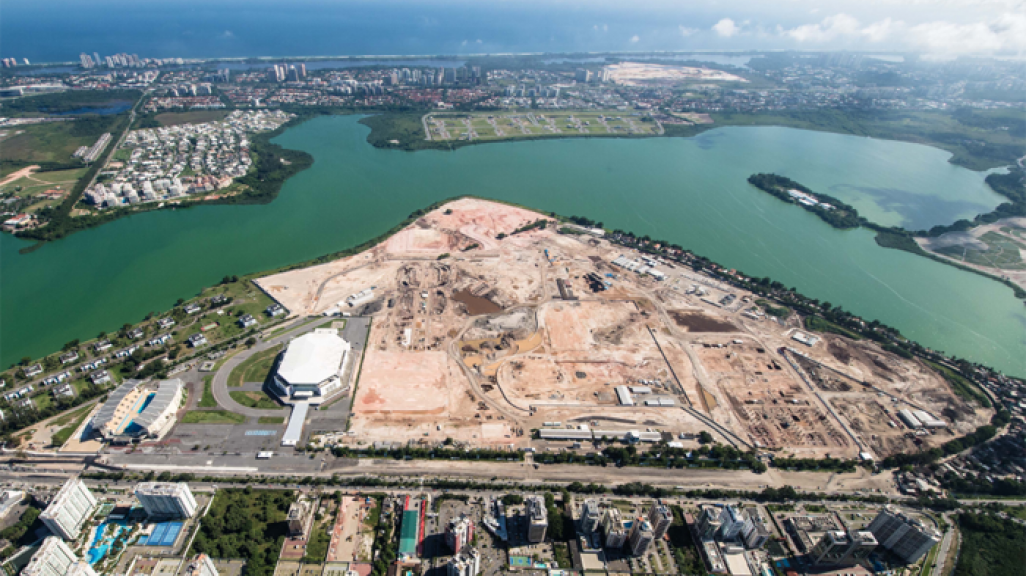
[1,115,1023,377]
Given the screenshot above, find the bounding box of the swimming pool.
[114,392,156,435]
[87,521,125,565]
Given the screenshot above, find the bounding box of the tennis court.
[142,521,184,546]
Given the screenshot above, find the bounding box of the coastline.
[746,172,1026,299]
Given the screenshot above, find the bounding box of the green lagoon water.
[2,115,1023,376]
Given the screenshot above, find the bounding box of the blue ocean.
[3,0,779,63]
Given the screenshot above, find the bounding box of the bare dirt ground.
[257,198,988,459]
[604,62,748,86]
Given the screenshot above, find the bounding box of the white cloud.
[593,23,609,32]
[460,40,468,46]
[907,13,1026,58]
[678,25,698,37]
[220,30,234,39]
[784,13,861,43]
[630,35,640,43]
[476,39,483,44]
[775,11,1026,57]
[712,18,740,38]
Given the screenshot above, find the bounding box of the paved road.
[210,316,325,417]
[933,513,955,576]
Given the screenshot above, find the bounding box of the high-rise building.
[525,496,548,543]
[444,68,457,84]
[575,68,592,83]
[740,510,770,549]
[40,477,97,540]
[648,503,673,540]
[79,53,94,69]
[581,499,602,533]
[298,63,307,78]
[287,66,300,82]
[182,553,219,576]
[135,482,198,519]
[696,507,722,540]
[93,52,102,68]
[287,498,315,538]
[447,547,480,576]
[602,508,627,549]
[867,507,941,564]
[23,537,96,576]
[810,530,878,566]
[446,513,474,553]
[717,506,744,541]
[628,519,654,556]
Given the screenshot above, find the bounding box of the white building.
[40,477,97,540]
[272,329,350,403]
[525,496,548,543]
[183,553,219,576]
[135,482,198,519]
[447,547,481,576]
[602,508,628,549]
[23,537,96,576]
[581,499,602,533]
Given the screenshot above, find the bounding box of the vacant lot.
[0,121,105,164]
[936,231,1026,270]
[425,110,661,142]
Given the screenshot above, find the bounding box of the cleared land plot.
[0,120,111,163]
[352,350,450,414]
[426,111,660,142]
[935,231,1026,270]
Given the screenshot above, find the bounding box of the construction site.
[256,198,992,458]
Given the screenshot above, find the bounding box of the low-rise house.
[53,384,75,398]
[157,317,175,329]
[187,333,208,348]
[127,328,145,340]
[90,370,111,385]
[183,303,202,315]
[59,351,80,365]
[94,340,113,353]
[16,398,35,410]
[266,303,285,317]
[210,294,229,306]
[114,346,139,359]
[23,364,44,378]
[148,334,172,347]
[237,314,257,328]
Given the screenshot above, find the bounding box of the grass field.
[0,167,86,215]
[230,390,282,410]
[155,110,229,127]
[199,376,218,408]
[181,410,247,424]
[0,121,107,164]
[229,344,282,387]
[925,360,992,408]
[805,316,862,340]
[425,110,661,142]
[49,405,94,447]
[935,231,1026,270]
[258,416,285,424]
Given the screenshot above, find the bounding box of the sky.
[2,0,1025,61]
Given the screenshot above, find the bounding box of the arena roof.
[133,379,183,429]
[91,380,141,430]
[277,330,348,386]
